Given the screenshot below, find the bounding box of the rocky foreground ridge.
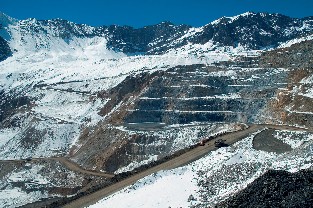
[219,169,313,208]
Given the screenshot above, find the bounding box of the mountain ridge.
[1,11,313,57]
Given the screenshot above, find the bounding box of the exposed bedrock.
[71,64,290,173]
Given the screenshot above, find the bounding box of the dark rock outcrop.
[0,90,32,127]
[194,13,313,50]
[219,169,313,208]
[122,65,288,125]
[0,36,12,61]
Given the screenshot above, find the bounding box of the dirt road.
[62,124,312,208]
[1,124,310,208]
[63,124,285,208]
[51,157,115,178]
[0,157,114,178]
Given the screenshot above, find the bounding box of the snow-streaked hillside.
[1,11,313,208]
[0,13,238,160]
[89,129,313,208]
[0,35,233,160]
[0,159,102,208]
[0,11,312,160]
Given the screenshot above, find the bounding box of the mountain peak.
[158,21,175,26]
[142,21,177,29]
[240,11,256,16]
[210,12,256,25]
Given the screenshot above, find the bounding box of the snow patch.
[278,34,313,48]
[114,155,158,174]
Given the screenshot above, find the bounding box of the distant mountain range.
[1,11,313,60]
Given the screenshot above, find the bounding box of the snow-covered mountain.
[1,11,313,57]
[1,11,313,207]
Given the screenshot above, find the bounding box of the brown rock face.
[259,40,313,69]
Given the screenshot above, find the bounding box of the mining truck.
[214,139,228,148]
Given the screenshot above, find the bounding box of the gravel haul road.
[62,124,311,208]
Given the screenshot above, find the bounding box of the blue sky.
[1,0,313,27]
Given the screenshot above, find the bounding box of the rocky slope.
[257,39,313,128]
[259,39,313,69]
[1,11,311,162]
[0,36,11,61]
[70,65,289,173]
[88,129,313,208]
[1,11,313,207]
[0,159,111,208]
[219,169,313,208]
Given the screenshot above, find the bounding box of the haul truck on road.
[214,139,228,148]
